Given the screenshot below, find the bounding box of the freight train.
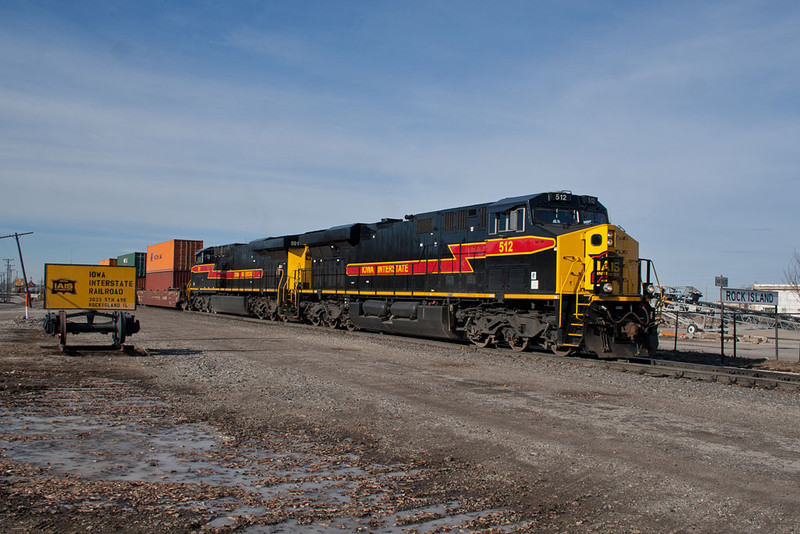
[173,192,661,358]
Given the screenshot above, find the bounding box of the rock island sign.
[720,288,779,306]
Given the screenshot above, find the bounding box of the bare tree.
[786,250,800,298]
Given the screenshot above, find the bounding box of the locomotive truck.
[185,192,661,358]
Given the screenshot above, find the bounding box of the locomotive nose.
[583,225,641,297]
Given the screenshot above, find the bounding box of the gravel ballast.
[1,303,799,532]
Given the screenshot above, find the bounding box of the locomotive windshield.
[533,204,608,225]
[533,208,578,225]
[580,208,608,225]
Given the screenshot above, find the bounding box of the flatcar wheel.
[112,312,126,349]
[508,336,530,352]
[551,345,576,357]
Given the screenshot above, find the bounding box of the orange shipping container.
[146,239,203,273]
[98,258,118,266]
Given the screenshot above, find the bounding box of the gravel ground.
[1,301,799,533]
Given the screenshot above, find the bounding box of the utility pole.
[3,258,12,303]
[0,232,33,318]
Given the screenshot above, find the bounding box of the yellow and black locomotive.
[186,192,661,358]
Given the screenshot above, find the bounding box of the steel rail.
[582,357,800,392]
[170,309,800,391]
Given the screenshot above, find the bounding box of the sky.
[1,0,799,298]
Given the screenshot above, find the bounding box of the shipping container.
[145,270,192,292]
[137,288,182,308]
[136,277,146,290]
[118,252,147,278]
[146,239,203,273]
[98,258,118,266]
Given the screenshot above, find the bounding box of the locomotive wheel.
[254,301,269,320]
[466,322,492,348]
[499,327,529,352]
[468,333,492,348]
[508,335,530,352]
[551,345,576,357]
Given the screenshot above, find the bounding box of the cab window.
[490,207,526,234]
[199,249,214,263]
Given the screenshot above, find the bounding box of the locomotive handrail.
[651,264,663,315]
[558,256,585,294]
[276,268,286,306]
[638,258,664,321]
[558,257,586,329]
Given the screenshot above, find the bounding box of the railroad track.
[571,356,800,392]
[169,308,800,392]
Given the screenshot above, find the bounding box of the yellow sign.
[44,264,136,310]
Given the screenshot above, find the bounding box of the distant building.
[752,284,800,314]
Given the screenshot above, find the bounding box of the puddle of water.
[0,378,531,532]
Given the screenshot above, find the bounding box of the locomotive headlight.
[607,231,614,247]
[645,283,657,295]
[602,282,614,294]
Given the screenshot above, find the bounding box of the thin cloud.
[224,28,314,63]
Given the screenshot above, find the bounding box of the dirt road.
[2,303,799,532]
